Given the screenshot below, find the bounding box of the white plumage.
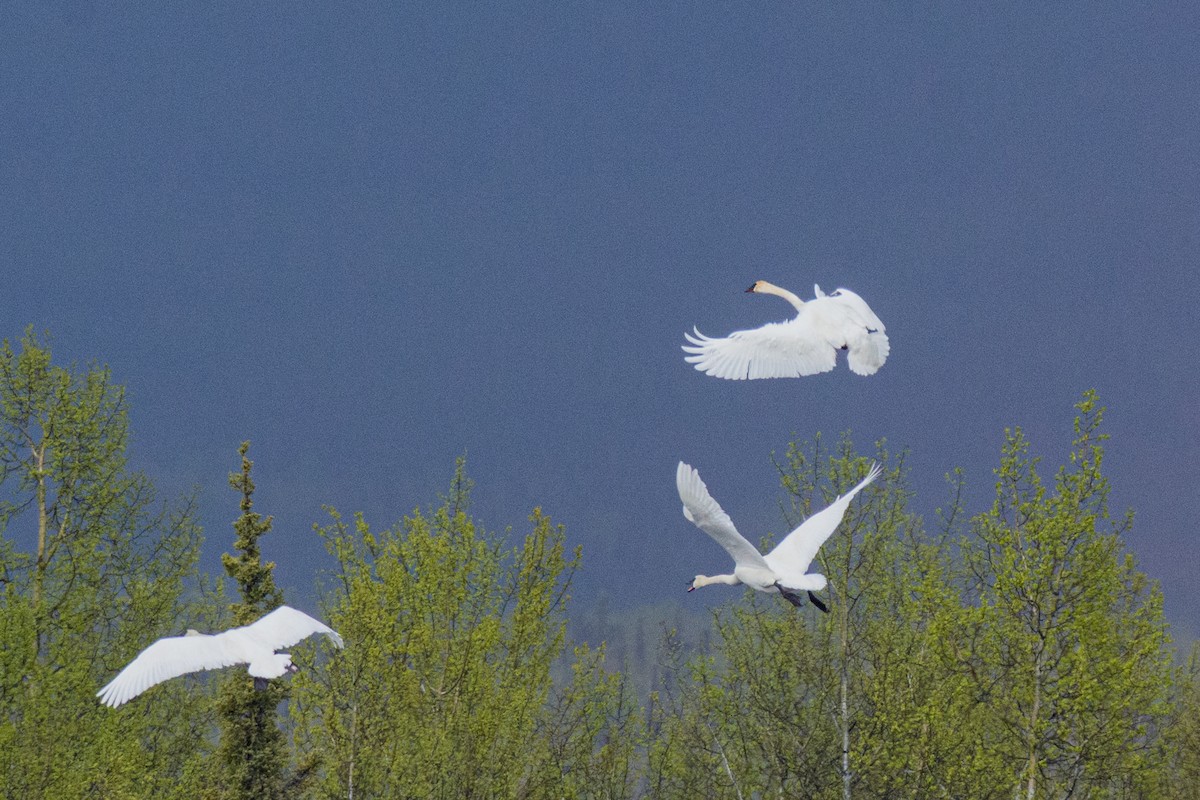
[683,280,889,379]
[677,461,881,610]
[97,605,343,708]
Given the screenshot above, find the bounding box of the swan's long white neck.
[691,573,740,590]
[748,280,805,312]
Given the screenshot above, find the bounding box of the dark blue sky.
[3,4,1198,636]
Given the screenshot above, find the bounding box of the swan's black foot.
[253,677,268,691]
[775,583,807,608]
[807,591,830,614]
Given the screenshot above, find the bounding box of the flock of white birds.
[678,281,887,609]
[98,280,887,707]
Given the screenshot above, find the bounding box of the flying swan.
[682,281,889,378]
[677,461,881,610]
[97,605,344,707]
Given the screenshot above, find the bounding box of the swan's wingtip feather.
[857,462,883,491]
[676,462,702,522]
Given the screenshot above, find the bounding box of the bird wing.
[764,462,881,577]
[827,288,885,332]
[242,605,345,651]
[807,291,888,375]
[676,462,769,570]
[97,633,245,707]
[682,317,837,380]
[844,328,890,376]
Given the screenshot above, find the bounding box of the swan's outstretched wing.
[676,462,769,570]
[97,633,245,707]
[765,463,881,577]
[243,605,344,651]
[682,317,838,380]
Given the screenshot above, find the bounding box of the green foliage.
[648,599,841,797]
[649,395,1176,799]
[213,442,290,800]
[222,442,285,624]
[531,643,645,799]
[291,459,642,799]
[0,332,1187,799]
[953,390,1174,797]
[0,329,210,799]
[1158,646,1200,798]
[650,438,909,798]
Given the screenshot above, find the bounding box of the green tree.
[211,441,291,800]
[778,438,911,799]
[1158,645,1200,798]
[292,459,640,799]
[529,642,645,800]
[954,391,1173,798]
[649,439,923,799]
[0,329,209,799]
[648,597,841,798]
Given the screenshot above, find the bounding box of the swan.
[682,281,889,378]
[677,461,881,610]
[97,605,344,707]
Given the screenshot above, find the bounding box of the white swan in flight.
[682,281,889,378]
[98,605,344,707]
[677,461,881,610]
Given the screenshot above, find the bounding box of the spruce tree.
[215,441,288,800]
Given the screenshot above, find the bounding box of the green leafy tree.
[529,642,645,800]
[293,459,641,799]
[1158,645,1200,798]
[648,598,841,798]
[954,391,1173,798]
[0,329,209,799]
[213,442,289,800]
[778,438,910,799]
[650,439,923,799]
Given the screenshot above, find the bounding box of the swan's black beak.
[744,283,757,293]
[686,582,695,592]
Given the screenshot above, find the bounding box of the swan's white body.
[677,461,881,608]
[98,605,343,707]
[683,281,889,378]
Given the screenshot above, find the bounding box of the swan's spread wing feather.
[676,462,769,570]
[809,292,889,376]
[243,605,345,651]
[682,318,837,380]
[97,634,244,707]
[845,329,890,376]
[765,463,881,576]
[827,288,885,332]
